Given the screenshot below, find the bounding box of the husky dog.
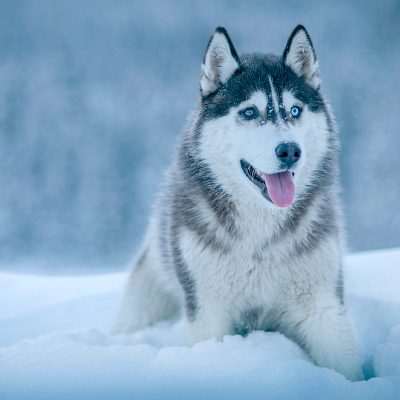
[114,25,363,381]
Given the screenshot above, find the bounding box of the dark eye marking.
[239,106,259,120]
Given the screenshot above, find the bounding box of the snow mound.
[1,248,400,399]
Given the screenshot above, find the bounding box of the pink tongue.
[260,171,295,208]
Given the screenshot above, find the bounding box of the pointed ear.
[200,27,240,96]
[283,25,320,90]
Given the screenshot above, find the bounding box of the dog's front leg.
[185,303,232,345]
[281,293,364,381]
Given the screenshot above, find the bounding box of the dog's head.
[196,26,335,209]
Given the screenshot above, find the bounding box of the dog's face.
[197,26,332,209]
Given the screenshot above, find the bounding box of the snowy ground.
[1,248,400,400]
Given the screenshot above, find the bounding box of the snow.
[1,248,400,399]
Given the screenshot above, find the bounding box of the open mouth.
[240,159,296,208]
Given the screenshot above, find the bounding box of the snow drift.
[0,248,400,399]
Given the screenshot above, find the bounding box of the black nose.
[275,142,302,167]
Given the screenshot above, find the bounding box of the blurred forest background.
[0,0,399,272]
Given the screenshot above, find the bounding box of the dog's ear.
[200,27,240,96]
[283,25,320,90]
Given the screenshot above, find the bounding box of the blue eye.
[240,106,259,120]
[290,106,302,118]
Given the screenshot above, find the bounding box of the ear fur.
[283,25,320,90]
[200,27,240,96]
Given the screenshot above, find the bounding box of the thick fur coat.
[114,25,363,381]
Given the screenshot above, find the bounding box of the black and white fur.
[114,26,363,381]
